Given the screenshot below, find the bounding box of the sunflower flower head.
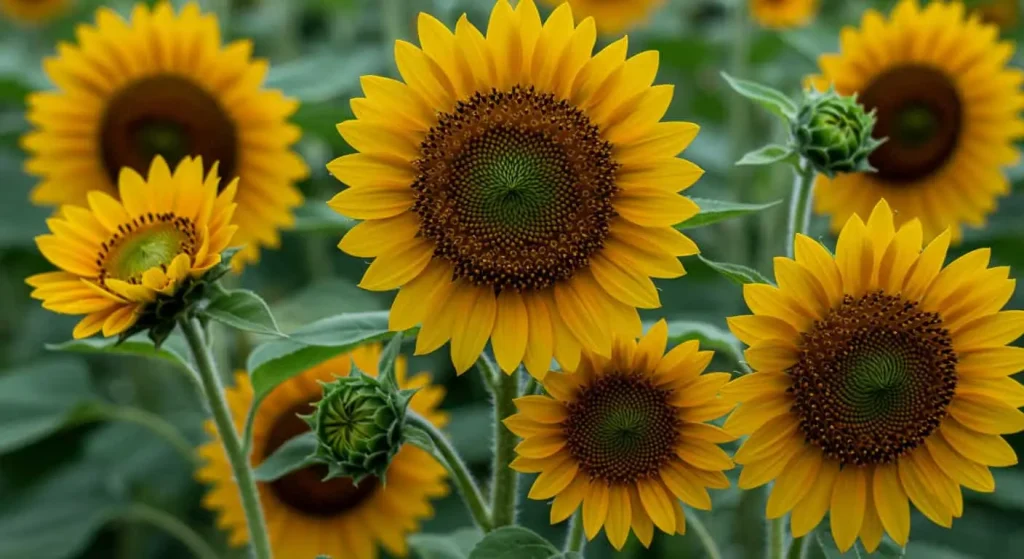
[750,0,819,30]
[724,199,1024,552]
[306,368,416,483]
[792,87,884,179]
[508,320,735,550]
[0,0,71,25]
[27,156,237,345]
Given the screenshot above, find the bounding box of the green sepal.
[790,86,885,179]
[721,72,798,121]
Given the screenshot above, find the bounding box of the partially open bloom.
[22,2,307,268]
[541,0,664,34]
[330,0,703,378]
[725,199,1024,552]
[0,0,71,24]
[750,0,818,29]
[197,345,449,559]
[27,156,236,339]
[508,320,734,550]
[809,0,1024,241]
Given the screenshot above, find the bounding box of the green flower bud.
[791,87,885,179]
[305,369,415,484]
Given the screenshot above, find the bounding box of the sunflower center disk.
[264,403,379,518]
[101,75,238,186]
[414,86,618,292]
[790,291,958,466]
[563,374,680,483]
[98,214,197,284]
[860,65,962,183]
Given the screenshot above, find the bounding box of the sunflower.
[330,0,703,377]
[723,199,1024,552]
[22,2,308,268]
[809,0,1024,241]
[540,0,664,34]
[749,0,818,29]
[27,156,236,339]
[1,0,71,24]
[197,345,449,559]
[507,320,735,550]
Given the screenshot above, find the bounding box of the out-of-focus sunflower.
[809,0,1024,241]
[974,0,1021,32]
[540,0,664,34]
[750,0,818,29]
[724,199,1024,552]
[508,320,734,550]
[330,0,703,377]
[197,345,449,559]
[27,156,236,339]
[22,2,308,268]
[0,0,71,24]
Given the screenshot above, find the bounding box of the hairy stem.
[487,356,520,528]
[687,510,724,559]
[565,510,586,553]
[767,516,786,559]
[786,161,816,258]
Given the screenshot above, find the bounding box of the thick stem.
[686,510,724,559]
[786,161,816,258]
[120,503,220,559]
[767,516,786,559]
[565,511,586,553]
[488,361,520,528]
[786,535,810,559]
[179,318,272,559]
[408,412,494,532]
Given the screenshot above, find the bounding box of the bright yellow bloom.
[0,0,71,24]
[197,345,449,559]
[27,156,236,339]
[750,0,818,29]
[809,0,1024,241]
[725,199,1024,552]
[22,2,308,268]
[540,0,664,34]
[508,320,734,550]
[330,0,703,378]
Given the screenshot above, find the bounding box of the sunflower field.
[1,0,1023,558]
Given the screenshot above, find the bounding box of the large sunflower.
[750,0,818,29]
[724,199,1024,552]
[540,0,663,34]
[330,0,703,377]
[197,345,449,559]
[809,0,1024,241]
[1,0,71,24]
[22,2,308,268]
[27,156,236,339]
[507,320,735,550]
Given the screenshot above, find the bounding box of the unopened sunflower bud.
[791,87,885,178]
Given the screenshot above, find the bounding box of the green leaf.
[678,198,782,229]
[721,72,798,120]
[0,358,97,453]
[699,255,773,285]
[663,320,744,366]
[266,48,388,102]
[253,432,319,482]
[736,144,797,167]
[377,332,404,388]
[403,424,435,453]
[46,334,196,377]
[203,288,283,336]
[468,527,559,559]
[410,528,483,559]
[291,201,359,235]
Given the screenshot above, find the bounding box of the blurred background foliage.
[0,0,1022,558]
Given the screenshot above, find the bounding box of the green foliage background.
[0,0,1022,558]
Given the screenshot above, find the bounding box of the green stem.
[786,535,810,559]
[408,412,494,532]
[120,503,220,559]
[786,161,816,258]
[179,318,272,559]
[725,0,752,263]
[768,516,786,559]
[565,511,586,553]
[488,359,520,528]
[381,0,406,48]
[686,510,723,559]
[523,375,542,397]
[89,404,197,467]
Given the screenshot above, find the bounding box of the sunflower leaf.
[203,288,283,337]
[736,144,798,167]
[402,424,436,453]
[468,527,558,559]
[47,334,196,378]
[678,198,783,229]
[721,72,798,120]
[0,357,98,454]
[253,431,319,482]
[409,528,483,559]
[698,255,773,285]
[377,332,404,389]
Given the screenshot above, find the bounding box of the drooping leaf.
[0,358,97,453]
[678,198,783,230]
[664,320,744,366]
[468,526,559,559]
[203,288,283,336]
[698,255,773,285]
[253,432,319,482]
[721,72,798,120]
[47,334,196,377]
[377,332,404,388]
[410,528,483,559]
[736,144,797,167]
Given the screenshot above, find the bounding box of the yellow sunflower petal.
[605,485,631,550]
[830,466,867,552]
[636,478,675,534]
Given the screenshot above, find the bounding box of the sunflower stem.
[119,502,220,559]
[786,535,810,559]
[179,317,273,559]
[686,509,724,559]
[767,516,787,559]
[488,359,520,529]
[565,510,586,553]
[725,0,753,264]
[786,161,816,258]
[408,412,494,532]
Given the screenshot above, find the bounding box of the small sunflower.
[27,156,236,339]
[0,0,70,24]
[724,199,1024,552]
[809,0,1024,241]
[540,0,664,34]
[749,0,818,29]
[330,0,703,377]
[197,345,449,559]
[22,2,308,268]
[507,320,735,550]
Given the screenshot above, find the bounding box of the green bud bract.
[791,87,885,179]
